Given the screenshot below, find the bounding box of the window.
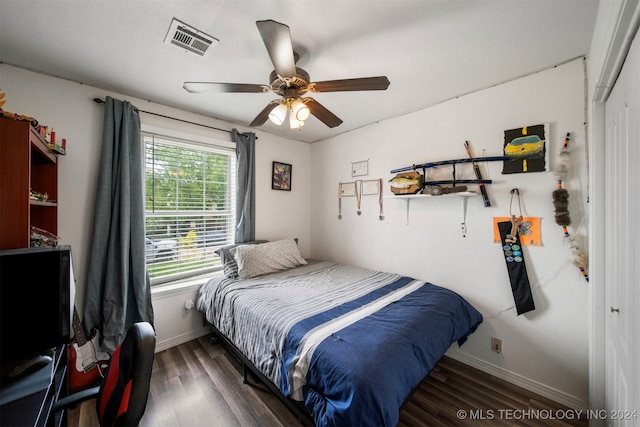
[143,132,236,285]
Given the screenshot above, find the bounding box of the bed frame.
[198,260,482,426]
[207,322,315,426]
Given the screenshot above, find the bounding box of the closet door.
[604,30,639,426]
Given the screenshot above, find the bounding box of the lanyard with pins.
[506,188,523,244]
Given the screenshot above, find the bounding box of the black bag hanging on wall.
[498,220,535,315]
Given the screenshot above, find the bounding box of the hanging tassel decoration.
[552,188,571,226]
[554,133,588,282]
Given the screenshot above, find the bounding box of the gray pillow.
[215,240,268,278]
[235,239,307,279]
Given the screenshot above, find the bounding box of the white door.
[604,30,639,427]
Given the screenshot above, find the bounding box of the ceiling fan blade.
[305,97,343,128]
[310,76,390,93]
[183,82,266,94]
[256,20,296,79]
[249,102,279,127]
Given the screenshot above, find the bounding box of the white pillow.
[235,239,307,279]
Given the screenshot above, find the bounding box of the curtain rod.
[92,97,242,136]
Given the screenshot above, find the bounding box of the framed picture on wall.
[502,123,549,174]
[272,161,292,191]
[351,160,369,177]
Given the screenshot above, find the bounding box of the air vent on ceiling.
[164,18,218,57]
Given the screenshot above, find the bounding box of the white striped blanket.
[197,261,402,388]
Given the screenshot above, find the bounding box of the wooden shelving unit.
[0,117,58,249]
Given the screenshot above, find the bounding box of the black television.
[0,245,72,365]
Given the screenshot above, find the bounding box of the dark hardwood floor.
[68,335,587,426]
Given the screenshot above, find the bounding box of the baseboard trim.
[446,349,589,411]
[155,326,212,353]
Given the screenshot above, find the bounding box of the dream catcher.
[553,133,588,282]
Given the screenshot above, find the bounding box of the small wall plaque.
[351,160,369,177]
[340,182,356,197]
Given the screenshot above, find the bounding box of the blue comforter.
[197,261,482,426]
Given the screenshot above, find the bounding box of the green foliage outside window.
[143,133,236,284]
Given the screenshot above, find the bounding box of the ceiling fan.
[183,19,390,130]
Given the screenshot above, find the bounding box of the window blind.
[143,132,236,285]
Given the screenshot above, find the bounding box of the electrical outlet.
[491,337,502,353]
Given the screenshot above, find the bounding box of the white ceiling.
[0,0,599,143]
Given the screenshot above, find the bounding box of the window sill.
[151,271,224,298]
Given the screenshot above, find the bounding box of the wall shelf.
[30,200,58,207]
[385,191,477,234]
[385,191,477,200]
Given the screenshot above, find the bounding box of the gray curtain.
[232,129,256,242]
[83,96,154,353]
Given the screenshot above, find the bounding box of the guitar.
[67,307,110,393]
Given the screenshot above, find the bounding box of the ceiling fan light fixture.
[289,113,304,130]
[291,99,310,121]
[268,103,287,125]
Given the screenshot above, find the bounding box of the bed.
[196,239,483,426]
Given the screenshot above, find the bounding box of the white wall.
[0,64,311,350]
[310,58,590,408]
[2,58,590,406]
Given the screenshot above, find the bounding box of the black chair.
[53,321,156,426]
